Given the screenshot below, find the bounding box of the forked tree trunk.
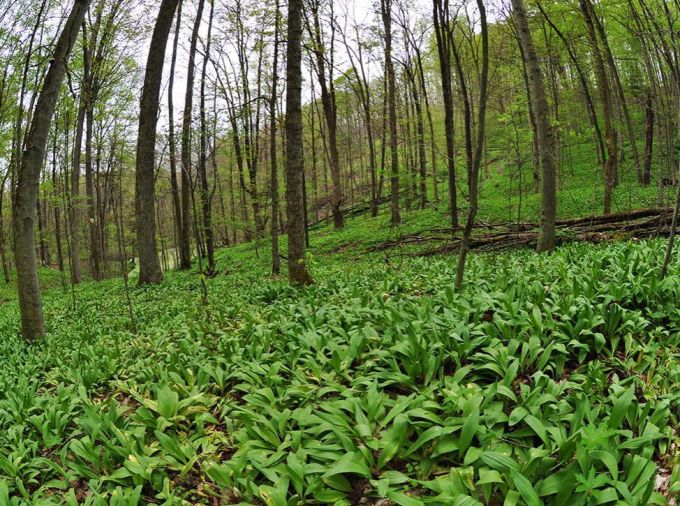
[433,0,458,230]
[14,0,92,340]
[135,0,180,284]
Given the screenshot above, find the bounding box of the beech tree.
[134,0,180,284]
[512,0,557,252]
[14,0,92,340]
[285,0,314,285]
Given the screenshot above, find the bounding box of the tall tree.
[198,0,215,273]
[14,0,92,340]
[307,0,344,229]
[134,0,180,284]
[512,0,557,252]
[455,0,489,289]
[433,0,458,230]
[179,0,206,269]
[381,0,401,226]
[285,0,314,285]
[270,0,281,275]
[580,0,617,215]
[168,0,183,262]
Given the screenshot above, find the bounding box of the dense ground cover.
[0,230,679,504]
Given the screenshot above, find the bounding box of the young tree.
[134,0,180,284]
[14,0,92,340]
[307,0,344,229]
[198,0,216,273]
[270,0,282,275]
[455,0,489,289]
[512,0,556,252]
[285,0,314,285]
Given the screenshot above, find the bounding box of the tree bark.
[285,0,314,285]
[198,0,215,273]
[168,0,182,265]
[179,0,205,269]
[270,0,281,276]
[382,0,401,225]
[14,0,92,340]
[455,0,488,289]
[512,0,557,252]
[135,0,180,284]
[433,0,458,229]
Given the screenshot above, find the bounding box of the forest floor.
[0,196,679,504]
[2,141,680,504]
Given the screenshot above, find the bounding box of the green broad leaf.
[618,433,662,450]
[322,452,371,479]
[591,450,618,480]
[157,385,179,419]
[432,435,459,458]
[459,404,480,456]
[509,407,529,426]
[592,487,618,504]
[478,468,503,485]
[608,386,634,429]
[378,413,409,469]
[524,414,550,447]
[503,490,521,506]
[405,426,444,456]
[511,470,541,506]
[386,490,426,506]
[480,451,520,473]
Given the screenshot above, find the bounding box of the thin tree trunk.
[270,0,281,275]
[168,0,183,265]
[382,0,401,225]
[455,0,488,290]
[179,0,205,269]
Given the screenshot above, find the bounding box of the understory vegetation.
[0,230,679,505]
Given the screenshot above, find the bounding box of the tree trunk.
[643,91,654,186]
[382,0,401,226]
[270,0,281,276]
[198,0,215,273]
[512,0,557,252]
[179,0,205,269]
[580,0,617,215]
[309,1,344,229]
[455,0,489,289]
[14,0,92,340]
[285,0,314,285]
[168,0,183,265]
[135,0,180,284]
[433,0,458,229]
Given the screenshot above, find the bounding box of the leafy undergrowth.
[0,240,680,504]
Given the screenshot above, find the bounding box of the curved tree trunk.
[14,0,92,340]
[135,0,180,284]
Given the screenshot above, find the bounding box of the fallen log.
[365,207,678,257]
